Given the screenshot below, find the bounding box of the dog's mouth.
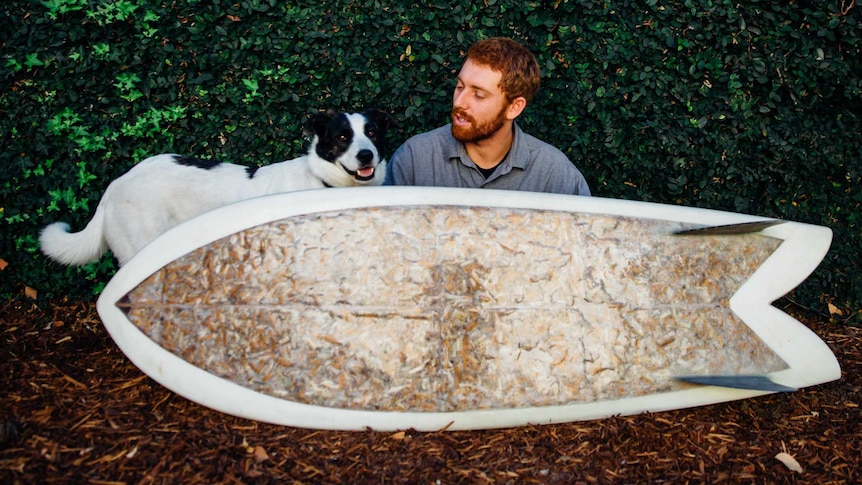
[342,165,376,181]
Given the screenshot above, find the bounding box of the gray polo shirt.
[384,123,591,195]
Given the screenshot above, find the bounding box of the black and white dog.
[40,109,395,266]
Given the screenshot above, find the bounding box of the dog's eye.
[366,129,376,138]
[337,134,348,142]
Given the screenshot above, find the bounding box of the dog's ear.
[305,110,335,137]
[364,109,398,132]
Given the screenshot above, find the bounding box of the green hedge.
[2,0,860,324]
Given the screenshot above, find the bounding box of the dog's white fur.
[40,111,391,266]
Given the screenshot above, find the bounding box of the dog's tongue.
[357,167,375,178]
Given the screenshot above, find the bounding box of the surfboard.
[96,187,841,431]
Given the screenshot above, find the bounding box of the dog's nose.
[357,149,374,166]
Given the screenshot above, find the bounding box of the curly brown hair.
[466,37,541,103]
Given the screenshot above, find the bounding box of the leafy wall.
[2,0,860,323]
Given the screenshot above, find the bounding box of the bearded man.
[384,37,591,195]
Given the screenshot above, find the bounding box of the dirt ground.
[1,299,859,484]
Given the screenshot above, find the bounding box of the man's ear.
[506,97,527,120]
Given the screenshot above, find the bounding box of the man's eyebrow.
[456,76,493,94]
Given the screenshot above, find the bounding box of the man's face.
[451,59,511,143]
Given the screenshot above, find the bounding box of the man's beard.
[451,104,509,143]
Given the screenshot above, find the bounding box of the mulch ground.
[0,299,859,484]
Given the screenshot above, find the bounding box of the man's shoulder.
[518,129,567,159]
[513,128,591,195]
[389,124,453,175]
[403,124,452,146]
[511,127,574,173]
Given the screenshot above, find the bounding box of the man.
[384,37,591,195]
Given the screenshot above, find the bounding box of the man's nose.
[453,90,467,109]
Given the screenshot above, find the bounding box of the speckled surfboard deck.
[96,187,840,430]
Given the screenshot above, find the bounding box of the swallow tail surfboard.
[96,187,840,431]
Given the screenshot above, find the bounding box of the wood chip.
[1,295,859,483]
[252,445,269,463]
[775,452,803,473]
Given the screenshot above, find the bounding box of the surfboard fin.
[673,220,785,236]
[674,375,797,392]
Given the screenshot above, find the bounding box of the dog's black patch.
[173,156,223,170]
[246,165,260,179]
[311,112,355,163]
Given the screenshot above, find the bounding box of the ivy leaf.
[24,53,45,69]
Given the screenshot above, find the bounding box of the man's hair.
[466,37,541,103]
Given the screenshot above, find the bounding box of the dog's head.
[306,109,396,187]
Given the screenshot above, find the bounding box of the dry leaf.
[24,286,37,300]
[389,431,406,440]
[0,258,8,270]
[775,452,803,473]
[252,445,269,463]
[827,302,843,316]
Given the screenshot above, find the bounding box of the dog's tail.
[39,204,109,266]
